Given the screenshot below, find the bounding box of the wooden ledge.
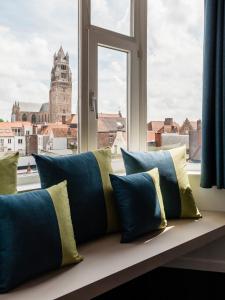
[1,211,225,300]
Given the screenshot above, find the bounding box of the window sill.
[17,162,201,193]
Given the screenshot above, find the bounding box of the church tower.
[49,46,72,123]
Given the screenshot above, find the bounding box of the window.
[2,1,147,184]
[8,139,11,144]
[61,65,67,70]
[0,0,79,176]
[97,46,127,155]
[79,0,146,155]
[147,0,204,165]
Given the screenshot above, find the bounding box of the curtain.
[201,0,225,188]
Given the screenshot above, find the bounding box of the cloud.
[0,0,78,120]
[0,0,204,126]
[147,0,204,123]
[91,0,130,35]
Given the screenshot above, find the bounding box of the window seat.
[1,211,225,300]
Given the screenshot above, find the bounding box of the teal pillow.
[110,168,167,243]
[0,181,82,292]
[0,152,19,194]
[33,149,119,244]
[121,146,201,219]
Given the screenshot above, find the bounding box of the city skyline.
[0,0,203,123]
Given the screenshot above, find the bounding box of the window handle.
[89,91,98,120]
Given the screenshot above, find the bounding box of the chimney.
[164,118,173,126]
[62,115,66,124]
[155,132,162,147]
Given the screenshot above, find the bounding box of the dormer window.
[61,65,66,70]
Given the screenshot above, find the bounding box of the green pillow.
[121,146,201,219]
[0,181,82,292]
[33,149,119,244]
[110,168,167,243]
[0,152,19,194]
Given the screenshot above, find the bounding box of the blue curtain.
[201,0,225,188]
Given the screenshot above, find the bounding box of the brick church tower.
[49,46,72,123]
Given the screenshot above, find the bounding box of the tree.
[0,118,4,122]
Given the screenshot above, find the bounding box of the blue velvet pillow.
[121,146,201,219]
[0,181,82,292]
[33,149,119,244]
[110,168,167,243]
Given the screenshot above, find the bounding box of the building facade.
[11,46,72,124]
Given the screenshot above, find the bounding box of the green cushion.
[121,146,201,219]
[0,181,82,292]
[33,149,119,244]
[110,168,167,243]
[0,152,19,194]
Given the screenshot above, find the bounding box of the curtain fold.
[201,0,225,188]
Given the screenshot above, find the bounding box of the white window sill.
[17,161,201,193]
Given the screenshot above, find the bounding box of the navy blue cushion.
[0,181,81,292]
[33,149,119,244]
[121,147,201,219]
[110,169,167,243]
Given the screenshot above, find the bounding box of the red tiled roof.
[98,113,121,118]
[40,124,77,138]
[0,128,14,137]
[98,117,126,132]
[67,114,78,125]
[51,127,77,138]
[148,121,164,132]
[0,121,32,128]
[148,121,180,133]
[40,124,68,135]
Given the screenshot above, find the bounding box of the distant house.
[40,124,77,151]
[97,112,127,154]
[180,118,198,135]
[0,122,33,154]
[148,118,179,133]
[189,120,202,162]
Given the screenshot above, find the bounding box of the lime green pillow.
[0,152,19,194]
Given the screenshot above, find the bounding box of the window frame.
[78,0,147,152]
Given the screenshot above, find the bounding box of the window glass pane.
[0,0,78,176]
[91,0,131,36]
[97,46,127,167]
[147,0,204,165]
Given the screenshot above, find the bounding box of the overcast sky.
[0,0,203,123]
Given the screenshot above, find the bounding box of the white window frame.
[78,0,147,152]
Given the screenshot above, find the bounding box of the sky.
[0,0,204,124]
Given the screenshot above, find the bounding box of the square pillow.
[0,181,82,292]
[0,152,19,194]
[110,168,167,243]
[33,149,119,244]
[121,146,201,219]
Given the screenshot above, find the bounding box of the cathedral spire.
[57,46,65,58]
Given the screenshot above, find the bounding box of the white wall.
[14,136,26,154]
[52,137,67,150]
